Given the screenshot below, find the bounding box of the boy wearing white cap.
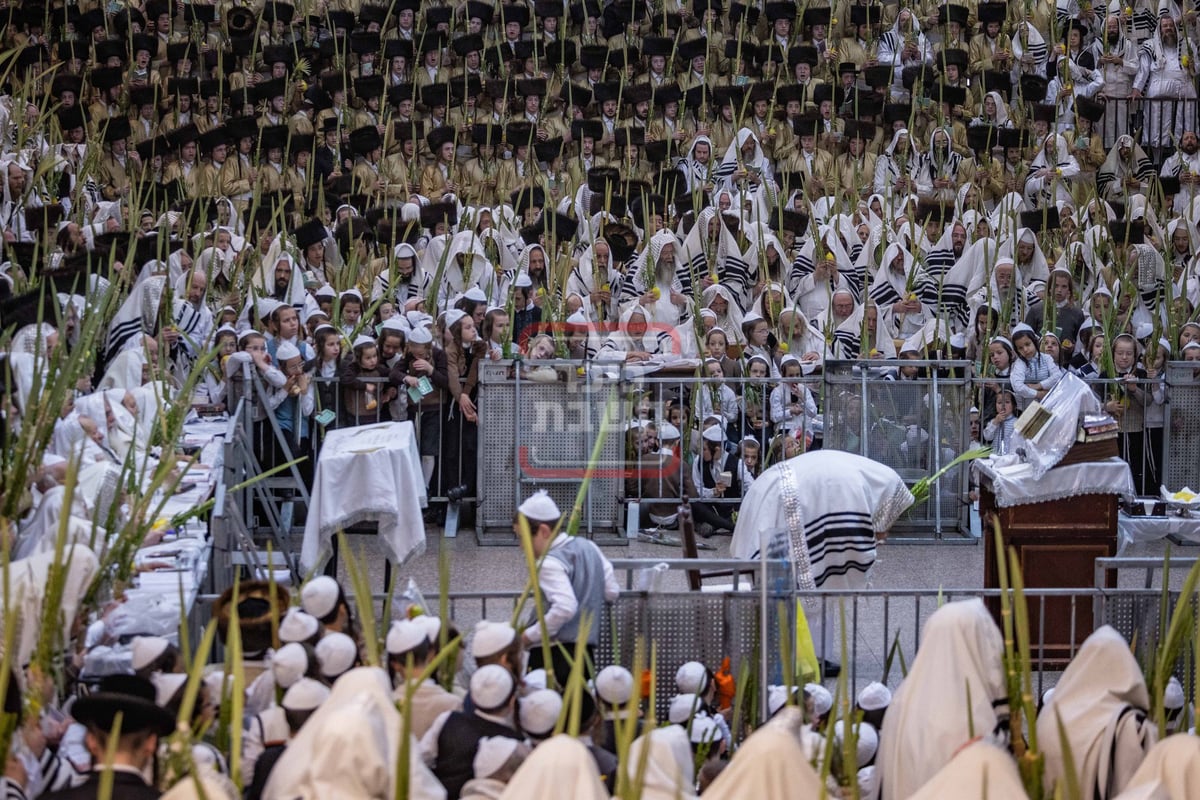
[245,678,331,800]
[421,664,523,800]
[459,736,530,800]
[387,618,462,738]
[515,490,620,688]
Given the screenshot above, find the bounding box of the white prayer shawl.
[566,242,619,319]
[105,274,167,362]
[1004,227,1052,287]
[791,224,857,301]
[777,308,827,368]
[1113,734,1200,800]
[496,736,608,800]
[970,259,1031,331]
[701,284,746,344]
[98,348,147,391]
[619,229,686,325]
[869,243,939,341]
[906,741,1026,800]
[1098,135,1157,200]
[977,91,1012,128]
[372,243,433,306]
[873,129,916,200]
[680,207,754,303]
[745,227,793,294]
[681,135,715,192]
[703,708,824,799]
[832,303,898,360]
[1012,20,1049,75]
[194,244,238,286]
[730,450,912,590]
[263,667,445,800]
[171,270,214,369]
[598,303,679,359]
[3,544,99,670]
[102,388,149,463]
[876,598,1008,800]
[624,725,697,800]
[1038,626,1157,800]
[1161,147,1200,214]
[1025,134,1081,207]
[244,250,318,329]
[877,14,933,98]
[429,230,500,311]
[915,128,966,205]
[713,128,772,191]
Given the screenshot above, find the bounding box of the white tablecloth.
[302,421,427,572]
[1118,513,1200,551]
[974,457,1136,508]
[82,418,222,677]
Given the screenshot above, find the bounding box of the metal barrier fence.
[389,557,1200,725]
[232,360,1200,545]
[1099,96,1199,158]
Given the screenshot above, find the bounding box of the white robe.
[730,450,912,590]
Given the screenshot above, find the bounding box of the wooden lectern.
[980,476,1119,665]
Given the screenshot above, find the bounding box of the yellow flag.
[795,600,821,684]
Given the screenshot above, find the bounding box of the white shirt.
[525,533,620,645]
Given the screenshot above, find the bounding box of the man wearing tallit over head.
[730,450,913,671]
[1037,625,1157,799]
[875,598,1009,799]
[263,667,446,800]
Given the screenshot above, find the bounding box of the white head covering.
[264,667,444,800]
[301,575,341,620]
[316,632,358,678]
[1038,625,1157,800]
[283,677,331,711]
[471,621,517,659]
[474,736,521,780]
[517,688,563,739]
[703,707,822,799]
[131,636,170,671]
[496,734,609,800]
[668,693,703,724]
[907,740,1027,799]
[271,642,310,689]
[876,598,1007,800]
[1113,734,1200,800]
[624,725,697,800]
[517,490,560,522]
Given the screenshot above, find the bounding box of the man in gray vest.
[517,490,621,688]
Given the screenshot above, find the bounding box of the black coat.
[41,770,160,800]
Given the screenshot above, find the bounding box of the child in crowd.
[983,389,1017,456]
[1009,324,1062,410]
[697,358,741,434]
[737,436,760,493]
[340,334,394,425]
[338,289,365,338]
[389,326,448,493]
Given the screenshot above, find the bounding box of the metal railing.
[1099,96,1199,157]
[223,357,1200,545]
[380,557,1200,724]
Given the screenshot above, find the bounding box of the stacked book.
[1054,413,1120,467]
[1077,414,1119,443]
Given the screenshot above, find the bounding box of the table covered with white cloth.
[973,457,1136,508]
[1118,512,1200,551]
[82,416,223,677]
[302,421,427,572]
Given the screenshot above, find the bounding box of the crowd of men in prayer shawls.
[4,0,1200,794]
[0,491,1195,800]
